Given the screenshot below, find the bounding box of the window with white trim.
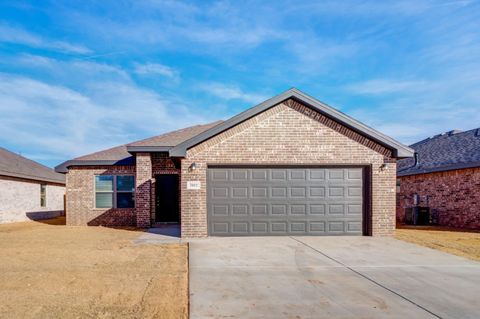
[95,175,135,208]
[40,184,46,207]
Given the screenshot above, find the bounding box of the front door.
[155,174,180,223]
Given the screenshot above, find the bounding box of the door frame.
[154,173,180,223]
[206,164,372,236]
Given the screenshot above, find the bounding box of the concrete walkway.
[133,224,181,244]
[189,236,480,319]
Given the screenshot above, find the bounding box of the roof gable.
[169,88,414,158]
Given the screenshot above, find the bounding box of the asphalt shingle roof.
[73,121,223,162]
[0,147,65,184]
[397,128,480,176]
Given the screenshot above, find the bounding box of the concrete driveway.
[189,236,480,319]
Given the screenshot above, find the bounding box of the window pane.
[96,193,113,208]
[95,176,113,192]
[117,192,134,208]
[40,184,46,207]
[117,176,135,192]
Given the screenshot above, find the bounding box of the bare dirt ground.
[395,225,480,261]
[0,217,188,319]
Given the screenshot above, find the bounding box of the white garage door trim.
[207,165,370,236]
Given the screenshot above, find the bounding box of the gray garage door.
[207,167,364,236]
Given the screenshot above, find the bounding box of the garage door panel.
[208,167,363,236]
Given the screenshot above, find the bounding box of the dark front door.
[155,174,180,223]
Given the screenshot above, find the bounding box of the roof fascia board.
[0,171,65,185]
[169,88,414,158]
[54,160,131,173]
[126,146,172,153]
[169,90,294,157]
[398,161,480,177]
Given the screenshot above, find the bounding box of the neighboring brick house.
[397,128,480,229]
[0,147,65,223]
[56,88,413,238]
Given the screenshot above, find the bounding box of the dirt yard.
[0,217,188,319]
[395,225,480,261]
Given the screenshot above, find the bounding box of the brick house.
[0,147,65,223]
[397,128,480,229]
[56,88,413,238]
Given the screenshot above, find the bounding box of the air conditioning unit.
[405,207,430,225]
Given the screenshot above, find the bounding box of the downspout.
[398,152,419,172]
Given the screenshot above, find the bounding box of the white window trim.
[94,175,135,209]
[40,184,47,208]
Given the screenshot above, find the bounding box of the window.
[95,175,135,208]
[40,184,46,207]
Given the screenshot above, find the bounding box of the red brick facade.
[65,101,399,236]
[66,166,136,226]
[397,167,480,229]
[135,153,151,228]
[181,102,397,238]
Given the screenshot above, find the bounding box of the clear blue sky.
[1,0,479,167]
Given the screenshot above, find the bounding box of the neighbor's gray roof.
[398,128,480,176]
[0,147,65,184]
[55,121,223,173]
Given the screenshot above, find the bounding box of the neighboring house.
[0,147,65,223]
[397,128,480,229]
[55,88,413,238]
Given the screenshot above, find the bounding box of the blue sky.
[1,0,479,167]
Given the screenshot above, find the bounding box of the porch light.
[189,162,197,171]
[380,163,389,171]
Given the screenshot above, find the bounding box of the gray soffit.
[55,158,135,173]
[169,88,414,158]
[126,146,172,153]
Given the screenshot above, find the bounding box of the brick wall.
[66,166,135,226]
[181,102,397,238]
[0,176,65,224]
[397,167,480,229]
[135,153,151,228]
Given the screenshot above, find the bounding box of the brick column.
[135,153,152,228]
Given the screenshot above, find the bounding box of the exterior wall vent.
[447,129,462,136]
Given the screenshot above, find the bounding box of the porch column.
[135,152,152,228]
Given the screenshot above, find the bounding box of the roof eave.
[169,88,414,158]
[126,146,172,154]
[0,171,65,185]
[398,161,480,177]
[54,159,134,173]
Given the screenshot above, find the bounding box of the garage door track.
[189,236,480,319]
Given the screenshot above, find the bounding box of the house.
[0,147,65,223]
[397,128,480,229]
[55,88,413,237]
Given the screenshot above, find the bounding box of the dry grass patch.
[395,225,480,261]
[0,217,188,319]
